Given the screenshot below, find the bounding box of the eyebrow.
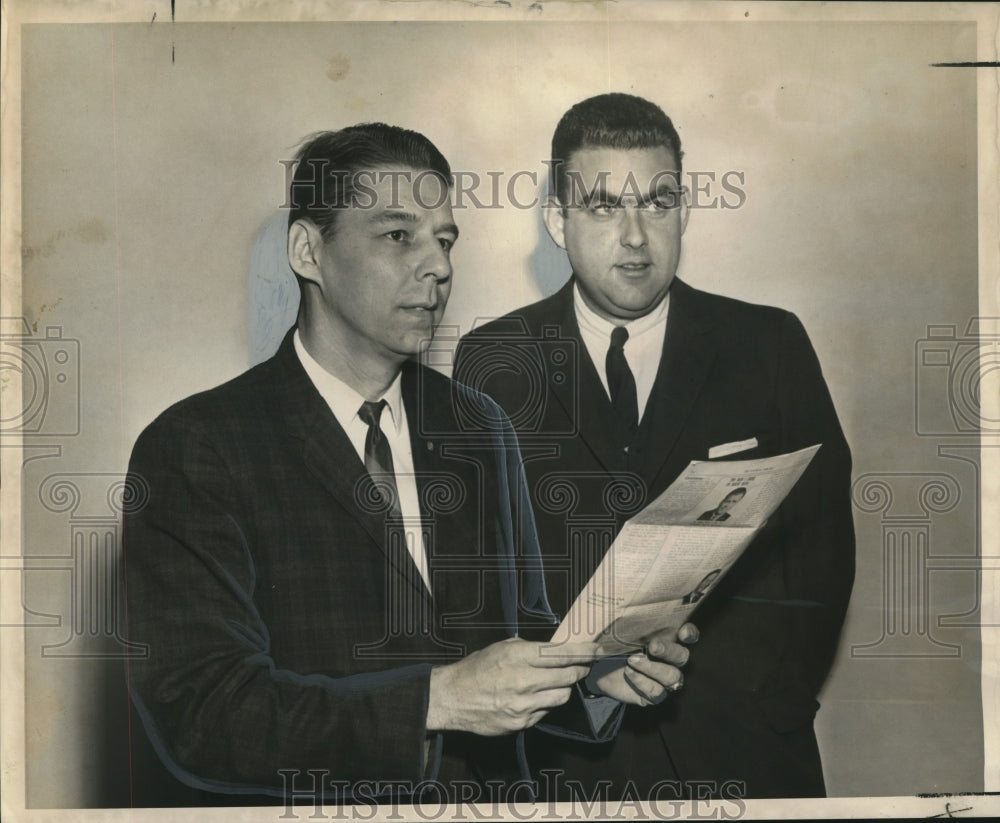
[370,210,420,225]
[584,182,681,207]
[369,209,459,239]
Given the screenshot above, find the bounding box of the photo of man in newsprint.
[682,571,723,606]
[121,123,696,808]
[455,93,856,800]
[697,488,747,523]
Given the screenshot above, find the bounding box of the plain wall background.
[16,19,984,806]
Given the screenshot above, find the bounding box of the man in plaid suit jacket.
[124,123,692,805]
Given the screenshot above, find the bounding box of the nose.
[417,239,453,283]
[620,207,648,249]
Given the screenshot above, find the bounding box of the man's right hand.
[425,638,598,736]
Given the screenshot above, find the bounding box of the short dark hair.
[549,93,683,204]
[724,487,748,500]
[287,123,452,239]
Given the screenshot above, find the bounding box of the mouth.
[614,262,651,274]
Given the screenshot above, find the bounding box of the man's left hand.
[592,622,699,706]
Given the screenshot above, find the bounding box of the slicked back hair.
[287,123,452,240]
[549,93,683,204]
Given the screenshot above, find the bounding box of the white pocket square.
[708,437,758,459]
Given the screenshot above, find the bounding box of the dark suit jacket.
[453,278,856,799]
[124,331,616,803]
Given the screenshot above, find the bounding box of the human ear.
[541,195,568,250]
[287,219,326,287]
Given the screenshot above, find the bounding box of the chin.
[399,335,434,356]
[622,287,670,311]
[609,299,659,318]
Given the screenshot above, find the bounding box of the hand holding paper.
[426,638,600,735]
[589,622,699,706]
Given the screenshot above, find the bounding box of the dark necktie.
[358,399,402,517]
[606,325,639,436]
[355,401,433,625]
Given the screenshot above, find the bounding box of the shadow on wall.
[248,212,299,366]
[528,196,572,299]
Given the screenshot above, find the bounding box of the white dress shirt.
[573,284,669,422]
[293,331,431,591]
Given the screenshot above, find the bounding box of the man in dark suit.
[123,123,693,806]
[454,93,855,800]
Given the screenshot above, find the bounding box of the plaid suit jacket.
[124,330,603,801]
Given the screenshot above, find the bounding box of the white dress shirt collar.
[572,282,670,421]
[572,282,670,341]
[293,330,404,435]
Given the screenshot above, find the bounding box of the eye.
[438,237,455,253]
[386,229,409,242]
[649,191,682,211]
[588,202,621,217]
[640,201,671,218]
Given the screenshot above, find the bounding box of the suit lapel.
[405,363,516,655]
[275,333,428,599]
[403,362,482,603]
[638,279,718,484]
[544,282,624,471]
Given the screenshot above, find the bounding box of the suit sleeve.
[493,406,625,744]
[124,411,434,796]
[763,312,856,710]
